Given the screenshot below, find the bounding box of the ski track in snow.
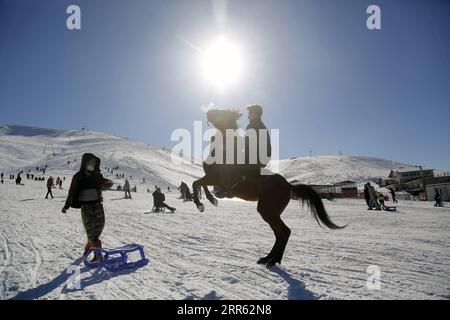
[0,234,11,267]
[29,238,42,289]
[0,234,11,300]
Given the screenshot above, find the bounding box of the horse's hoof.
[265,257,281,268]
[257,256,271,265]
[197,203,205,212]
[257,256,280,267]
[211,198,218,207]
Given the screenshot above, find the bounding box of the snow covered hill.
[0,124,203,189]
[1,123,411,187]
[267,155,408,185]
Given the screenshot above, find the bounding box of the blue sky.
[0,0,449,169]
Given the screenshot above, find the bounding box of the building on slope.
[379,166,450,200]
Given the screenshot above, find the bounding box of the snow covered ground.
[1,124,449,300]
[0,178,449,300]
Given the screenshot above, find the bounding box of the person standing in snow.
[124,179,132,199]
[59,179,63,189]
[389,188,398,203]
[367,183,381,210]
[364,183,371,209]
[61,153,113,257]
[45,176,54,199]
[434,190,443,207]
[15,172,22,185]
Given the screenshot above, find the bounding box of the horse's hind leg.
[257,218,291,267]
[257,193,291,267]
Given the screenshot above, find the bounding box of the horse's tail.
[290,184,344,229]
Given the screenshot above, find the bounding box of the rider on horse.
[205,105,272,198]
[244,104,272,175]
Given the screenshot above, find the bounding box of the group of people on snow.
[0,164,59,187]
[363,183,395,211]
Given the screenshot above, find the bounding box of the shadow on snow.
[10,257,143,300]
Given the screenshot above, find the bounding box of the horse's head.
[206,109,242,130]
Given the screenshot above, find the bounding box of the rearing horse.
[192,109,343,267]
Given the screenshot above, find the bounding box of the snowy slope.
[0,124,203,189]
[268,155,408,185]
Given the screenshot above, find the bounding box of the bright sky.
[0,0,449,169]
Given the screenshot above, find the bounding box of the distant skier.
[45,176,54,199]
[152,187,175,213]
[124,179,132,199]
[59,179,63,189]
[0,172,3,180]
[434,190,443,207]
[390,188,398,203]
[61,153,113,258]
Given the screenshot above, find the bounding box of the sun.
[202,37,243,89]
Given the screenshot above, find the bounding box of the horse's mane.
[206,109,242,129]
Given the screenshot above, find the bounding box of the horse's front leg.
[192,177,207,212]
[203,186,218,207]
[192,175,218,212]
